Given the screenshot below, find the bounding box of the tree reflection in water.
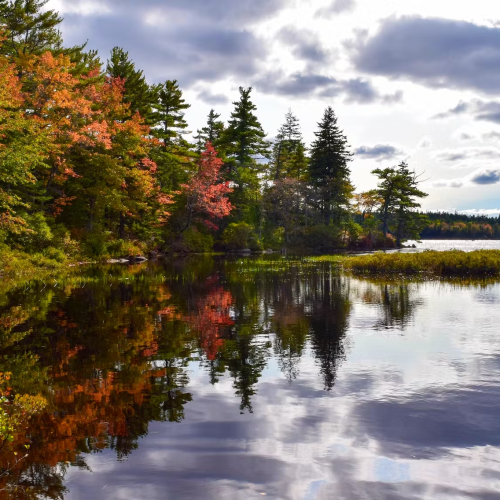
[0,257,426,498]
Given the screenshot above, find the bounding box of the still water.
[1,257,500,499]
[407,239,500,252]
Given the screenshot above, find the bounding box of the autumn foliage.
[180,142,233,231]
[0,35,178,253]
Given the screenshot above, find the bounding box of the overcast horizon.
[48,0,500,216]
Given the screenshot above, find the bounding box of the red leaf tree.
[177,142,233,233]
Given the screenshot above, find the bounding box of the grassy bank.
[0,246,72,293]
[331,250,500,277]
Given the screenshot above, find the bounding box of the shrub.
[107,239,145,258]
[42,247,67,263]
[182,227,214,253]
[81,230,110,257]
[301,225,343,254]
[221,222,262,251]
[10,213,53,251]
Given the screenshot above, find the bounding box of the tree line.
[0,0,431,259]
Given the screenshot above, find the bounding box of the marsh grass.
[327,250,500,277]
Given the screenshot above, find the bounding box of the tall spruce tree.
[150,80,194,190]
[222,87,269,175]
[308,107,352,225]
[106,47,156,123]
[271,109,305,180]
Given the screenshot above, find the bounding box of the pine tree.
[151,79,190,150]
[222,87,269,176]
[150,80,194,190]
[0,0,63,59]
[308,107,352,225]
[372,162,428,246]
[371,166,399,241]
[0,0,92,72]
[392,162,428,246]
[106,47,156,123]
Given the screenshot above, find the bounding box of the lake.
[1,256,500,499]
[406,239,500,252]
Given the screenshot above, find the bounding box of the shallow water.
[0,257,500,499]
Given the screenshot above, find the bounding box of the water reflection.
[0,258,499,499]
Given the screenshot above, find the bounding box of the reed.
[337,250,500,277]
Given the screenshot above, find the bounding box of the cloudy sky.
[48,0,500,215]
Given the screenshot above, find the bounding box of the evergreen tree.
[392,162,428,246]
[371,166,400,241]
[270,125,286,180]
[220,87,269,228]
[271,109,305,180]
[308,107,352,225]
[197,109,225,146]
[0,0,63,59]
[106,47,156,123]
[150,79,194,190]
[0,0,91,74]
[282,109,301,142]
[373,161,428,246]
[289,142,308,180]
[222,87,269,175]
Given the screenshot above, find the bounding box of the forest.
[419,212,500,240]
[0,0,492,267]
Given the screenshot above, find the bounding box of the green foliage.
[343,220,363,247]
[270,109,306,180]
[341,250,500,277]
[308,107,352,225]
[0,244,69,294]
[222,86,270,175]
[42,246,66,263]
[81,229,111,257]
[221,222,262,251]
[194,109,225,153]
[174,227,214,253]
[12,212,53,250]
[106,47,156,123]
[0,0,64,59]
[106,238,144,258]
[300,224,343,254]
[265,227,285,249]
[372,162,428,246]
[150,79,195,190]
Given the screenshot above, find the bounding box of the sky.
[47,0,500,215]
